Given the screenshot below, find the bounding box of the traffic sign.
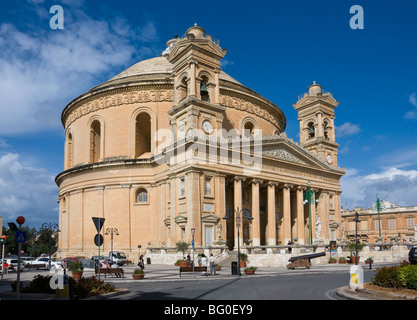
[15,231,26,243]
[92,217,105,232]
[94,234,104,247]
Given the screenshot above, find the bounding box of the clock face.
[327,154,333,164]
[202,120,212,133]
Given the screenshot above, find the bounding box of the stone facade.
[342,201,417,243]
[55,25,345,262]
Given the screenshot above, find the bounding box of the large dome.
[90,56,242,92]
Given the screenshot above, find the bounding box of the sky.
[1,0,417,228]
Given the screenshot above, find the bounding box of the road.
[108,269,376,300]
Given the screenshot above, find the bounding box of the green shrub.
[371,265,403,289]
[398,265,417,290]
[20,275,54,294]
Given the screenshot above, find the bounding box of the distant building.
[341,201,417,243]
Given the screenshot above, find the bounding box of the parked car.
[26,257,63,270]
[409,246,417,265]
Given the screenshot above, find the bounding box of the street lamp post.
[105,228,119,258]
[375,194,384,241]
[353,211,360,265]
[41,222,60,270]
[223,207,253,275]
[303,181,319,245]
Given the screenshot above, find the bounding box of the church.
[55,24,345,261]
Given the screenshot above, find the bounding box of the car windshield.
[117,253,126,258]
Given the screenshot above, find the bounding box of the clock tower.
[293,82,340,166]
[166,24,228,140]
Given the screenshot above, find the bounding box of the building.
[341,199,417,243]
[55,25,345,261]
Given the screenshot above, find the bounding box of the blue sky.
[1,0,417,227]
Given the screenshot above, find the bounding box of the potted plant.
[215,264,222,271]
[347,242,366,264]
[244,266,257,275]
[240,253,248,268]
[175,241,189,266]
[68,261,84,281]
[328,257,337,264]
[365,257,374,264]
[338,257,347,264]
[175,259,190,267]
[132,268,145,280]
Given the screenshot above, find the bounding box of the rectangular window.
[179,177,185,197]
[389,219,396,230]
[407,218,415,229]
[204,178,212,196]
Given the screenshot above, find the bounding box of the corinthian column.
[234,176,245,249]
[296,186,305,244]
[267,181,279,245]
[251,179,262,246]
[282,184,293,244]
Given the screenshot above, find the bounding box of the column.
[251,179,262,246]
[234,176,244,249]
[267,182,278,245]
[282,184,293,244]
[296,187,305,244]
[189,60,197,97]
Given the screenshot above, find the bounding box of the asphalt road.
[108,269,376,300]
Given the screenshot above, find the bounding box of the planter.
[178,261,190,267]
[349,256,360,264]
[71,272,83,281]
[244,270,255,275]
[215,266,221,271]
[240,261,247,268]
[365,260,374,265]
[329,260,337,264]
[132,274,145,280]
[338,260,347,264]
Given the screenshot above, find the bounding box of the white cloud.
[0,152,58,226]
[341,167,417,209]
[0,7,158,135]
[405,93,417,119]
[335,122,360,137]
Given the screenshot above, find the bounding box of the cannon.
[287,252,326,270]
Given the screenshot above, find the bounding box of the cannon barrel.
[288,251,326,262]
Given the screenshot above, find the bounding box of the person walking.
[200,254,208,276]
[209,253,217,276]
[138,255,145,270]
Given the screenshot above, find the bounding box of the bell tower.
[293,82,340,166]
[166,24,228,139]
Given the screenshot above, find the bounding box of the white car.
[26,257,63,270]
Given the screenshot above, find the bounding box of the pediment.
[168,39,226,64]
[261,139,330,170]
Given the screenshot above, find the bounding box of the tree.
[176,241,189,258]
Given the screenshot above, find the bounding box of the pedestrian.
[209,253,217,275]
[200,254,207,276]
[138,255,145,270]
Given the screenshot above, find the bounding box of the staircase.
[216,251,239,267]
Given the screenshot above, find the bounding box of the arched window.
[308,122,315,139]
[200,75,210,102]
[135,112,151,158]
[179,77,188,101]
[136,188,148,204]
[243,121,254,138]
[67,132,73,168]
[90,120,101,163]
[323,121,330,140]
